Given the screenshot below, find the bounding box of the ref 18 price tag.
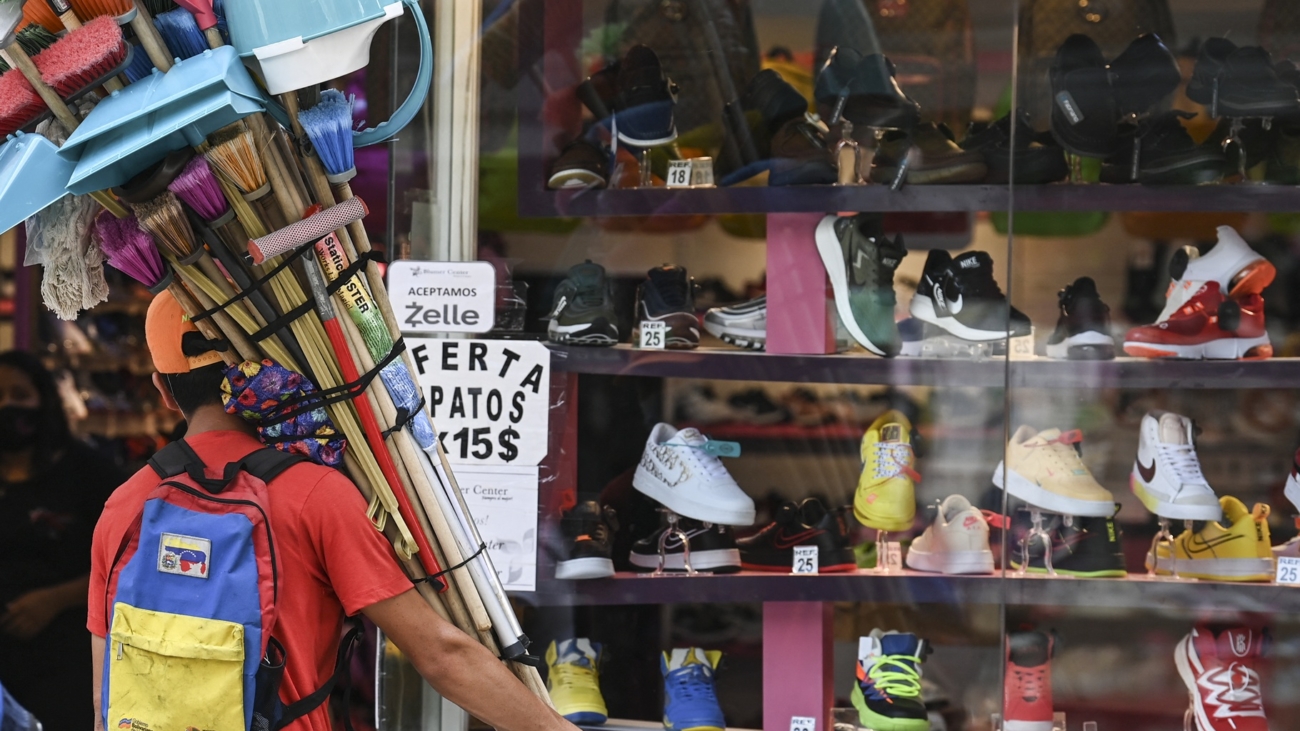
[790,716,816,731]
[1277,556,1300,585]
[639,321,667,349]
[665,159,715,188]
[792,546,818,575]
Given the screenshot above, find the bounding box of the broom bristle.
[22,0,65,34]
[135,191,199,261]
[95,211,168,288]
[122,41,155,82]
[69,0,135,20]
[0,70,46,138]
[35,16,128,96]
[141,0,177,16]
[169,156,231,221]
[154,8,205,61]
[205,127,268,195]
[0,26,59,74]
[299,89,356,178]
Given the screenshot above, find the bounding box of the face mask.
[0,406,40,452]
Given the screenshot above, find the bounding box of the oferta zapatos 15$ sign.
[408,339,550,466]
[389,260,496,333]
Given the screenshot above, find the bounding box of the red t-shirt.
[88,430,414,731]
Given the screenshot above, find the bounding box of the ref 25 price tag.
[790,716,816,731]
[1277,556,1300,585]
[639,321,667,349]
[792,546,818,575]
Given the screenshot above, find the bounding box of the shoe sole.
[1175,636,1217,731]
[548,169,606,190]
[1147,555,1274,581]
[1003,721,1054,731]
[549,318,619,347]
[555,557,615,580]
[814,215,891,357]
[1045,330,1114,360]
[905,547,995,575]
[1123,335,1272,360]
[1135,153,1225,186]
[870,160,989,186]
[561,710,609,725]
[703,320,765,351]
[632,469,755,526]
[992,462,1116,517]
[909,295,1012,343]
[1128,473,1224,521]
[852,692,928,731]
[1228,259,1277,298]
[629,548,741,572]
[1010,563,1127,578]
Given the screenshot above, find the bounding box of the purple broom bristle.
[95,211,167,288]
[169,156,230,221]
[299,89,356,178]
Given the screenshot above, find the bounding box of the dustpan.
[0,132,78,234]
[59,46,265,195]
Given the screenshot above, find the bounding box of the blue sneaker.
[661,648,725,731]
[851,630,930,731]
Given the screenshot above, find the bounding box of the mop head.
[299,89,356,179]
[154,7,206,61]
[169,156,231,221]
[221,359,347,466]
[30,192,107,320]
[35,15,128,96]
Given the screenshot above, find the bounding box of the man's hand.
[1,587,63,639]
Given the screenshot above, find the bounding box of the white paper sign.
[408,339,551,466]
[639,321,667,350]
[880,542,903,571]
[454,464,539,592]
[792,546,818,575]
[1277,556,1300,585]
[790,716,816,731]
[390,260,496,334]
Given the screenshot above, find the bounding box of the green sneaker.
[851,630,931,731]
[548,261,620,346]
[815,214,906,357]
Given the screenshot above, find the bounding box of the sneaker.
[1187,38,1300,119]
[634,265,700,350]
[703,295,767,351]
[958,109,1068,185]
[1122,282,1272,360]
[1130,411,1222,521]
[814,47,920,130]
[814,213,906,357]
[854,410,918,532]
[1108,33,1182,118]
[1147,496,1274,581]
[737,498,857,573]
[910,250,1032,343]
[1100,110,1226,185]
[547,137,608,190]
[852,630,930,731]
[1156,227,1275,324]
[1045,277,1115,361]
[546,639,609,724]
[726,389,788,425]
[661,649,725,731]
[905,495,995,575]
[899,317,1009,359]
[632,423,755,526]
[674,384,736,425]
[1175,626,1269,731]
[1008,509,1127,578]
[1284,447,1300,514]
[613,45,678,147]
[768,116,837,186]
[869,122,988,185]
[714,69,809,180]
[993,427,1116,517]
[630,516,741,574]
[1049,34,1119,158]
[1004,630,1056,731]
[554,501,617,580]
[548,261,620,346]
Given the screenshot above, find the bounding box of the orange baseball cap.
[145,291,226,374]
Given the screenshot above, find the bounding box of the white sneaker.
[633,424,756,526]
[1284,448,1300,515]
[993,426,1116,517]
[905,495,995,575]
[1130,411,1222,521]
[1156,226,1274,324]
[703,296,767,351]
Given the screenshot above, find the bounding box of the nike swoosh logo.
[1137,459,1157,483]
[772,528,824,550]
[1186,533,1242,555]
[949,294,963,315]
[932,283,948,315]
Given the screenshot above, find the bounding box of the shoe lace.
[1027,430,1087,472]
[668,442,732,480]
[551,661,597,691]
[1156,442,1210,487]
[872,442,921,482]
[666,665,718,703]
[1011,666,1047,701]
[866,655,923,700]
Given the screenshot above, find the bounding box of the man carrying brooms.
[87,292,577,731]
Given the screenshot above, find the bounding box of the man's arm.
[363,589,575,731]
[0,574,90,639]
[92,634,106,731]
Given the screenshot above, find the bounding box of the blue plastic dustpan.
[60,46,266,195]
[0,132,78,234]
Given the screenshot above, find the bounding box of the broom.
[205,125,290,231]
[33,14,128,95]
[170,0,219,49]
[27,0,79,31]
[153,6,204,60]
[68,0,171,71]
[0,23,56,72]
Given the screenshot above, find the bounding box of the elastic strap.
[381,397,426,439]
[417,543,487,585]
[189,243,315,324]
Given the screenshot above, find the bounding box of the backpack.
[101,440,359,731]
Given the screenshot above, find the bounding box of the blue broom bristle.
[154,8,207,61]
[122,43,156,83]
[300,89,357,177]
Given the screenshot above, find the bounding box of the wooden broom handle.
[128,0,172,71]
[0,46,80,132]
[45,0,82,29]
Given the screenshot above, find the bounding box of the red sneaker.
[1004,630,1055,731]
[1176,626,1269,731]
[1124,281,1272,360]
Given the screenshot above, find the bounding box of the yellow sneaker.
[1148,496,1274,581]
[993,426,1115,516]
[546,639,608,724]
[855,410,918,532]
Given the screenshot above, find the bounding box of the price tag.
[665,158,716,188]
[1277,556,1300,584]
[792,546,819,575]
[639,321,667,349]
[880,541,903,571]
[790,716,816,731]
[1010,333,1035,360]
[666,160,693,188]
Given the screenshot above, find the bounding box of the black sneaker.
[613,45,678,147]
[547,261,620,346]
[554,501,617,580]
[1046,277,1115,361]
[1049,34,1119,158]
[1108,33,1182,118]
[629,517,741,573]
[547,137,608,190]
[814,214,907,358]
[634,265,699,349]
[959,109,1068,184]
[1008,507,1127,578]
[909,250,1032,343]
[1100,110,1226,185]
[716,69,809,180]
[737,498,857,573]
[1188,40,1300,119]
[814,46,920,130]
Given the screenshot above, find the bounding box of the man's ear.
[153,372,182,413]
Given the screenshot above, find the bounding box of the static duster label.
[389,261,497,334]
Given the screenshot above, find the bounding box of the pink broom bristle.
[95,210,168,288]
[0,70,46,137]
[169,156,231,221]
[35,16,128,96]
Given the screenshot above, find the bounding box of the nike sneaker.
[1156,227,1275,325]
[1285,447,1300,515]
[1044,277,1115,360]
[1148,496,1273,581]
[703,295,767,351]
[634,265,700,350]
[554,501,617,580]
[633,423,755,526]
[910,250,1032,343]
[1124,282,1271,360]
[661,648,726,731]
[737,498,857,573]
[613,45,679,147]
[1175,626,1270,731]
[548,261,620,347]
[1130,411,1222,521]
[993,427,1116,517]
[1007,508,1127,577]
[630,516,741,574]
[905,495,995,575]
[899,317,1008,359]
[852,630,930,731]
[1004,630,1057,731]
[814,213,906,357]
[854,410,919,532]
[546,639,609,724]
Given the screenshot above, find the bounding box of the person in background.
[0,351,123,730]
[1,679,42,731]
